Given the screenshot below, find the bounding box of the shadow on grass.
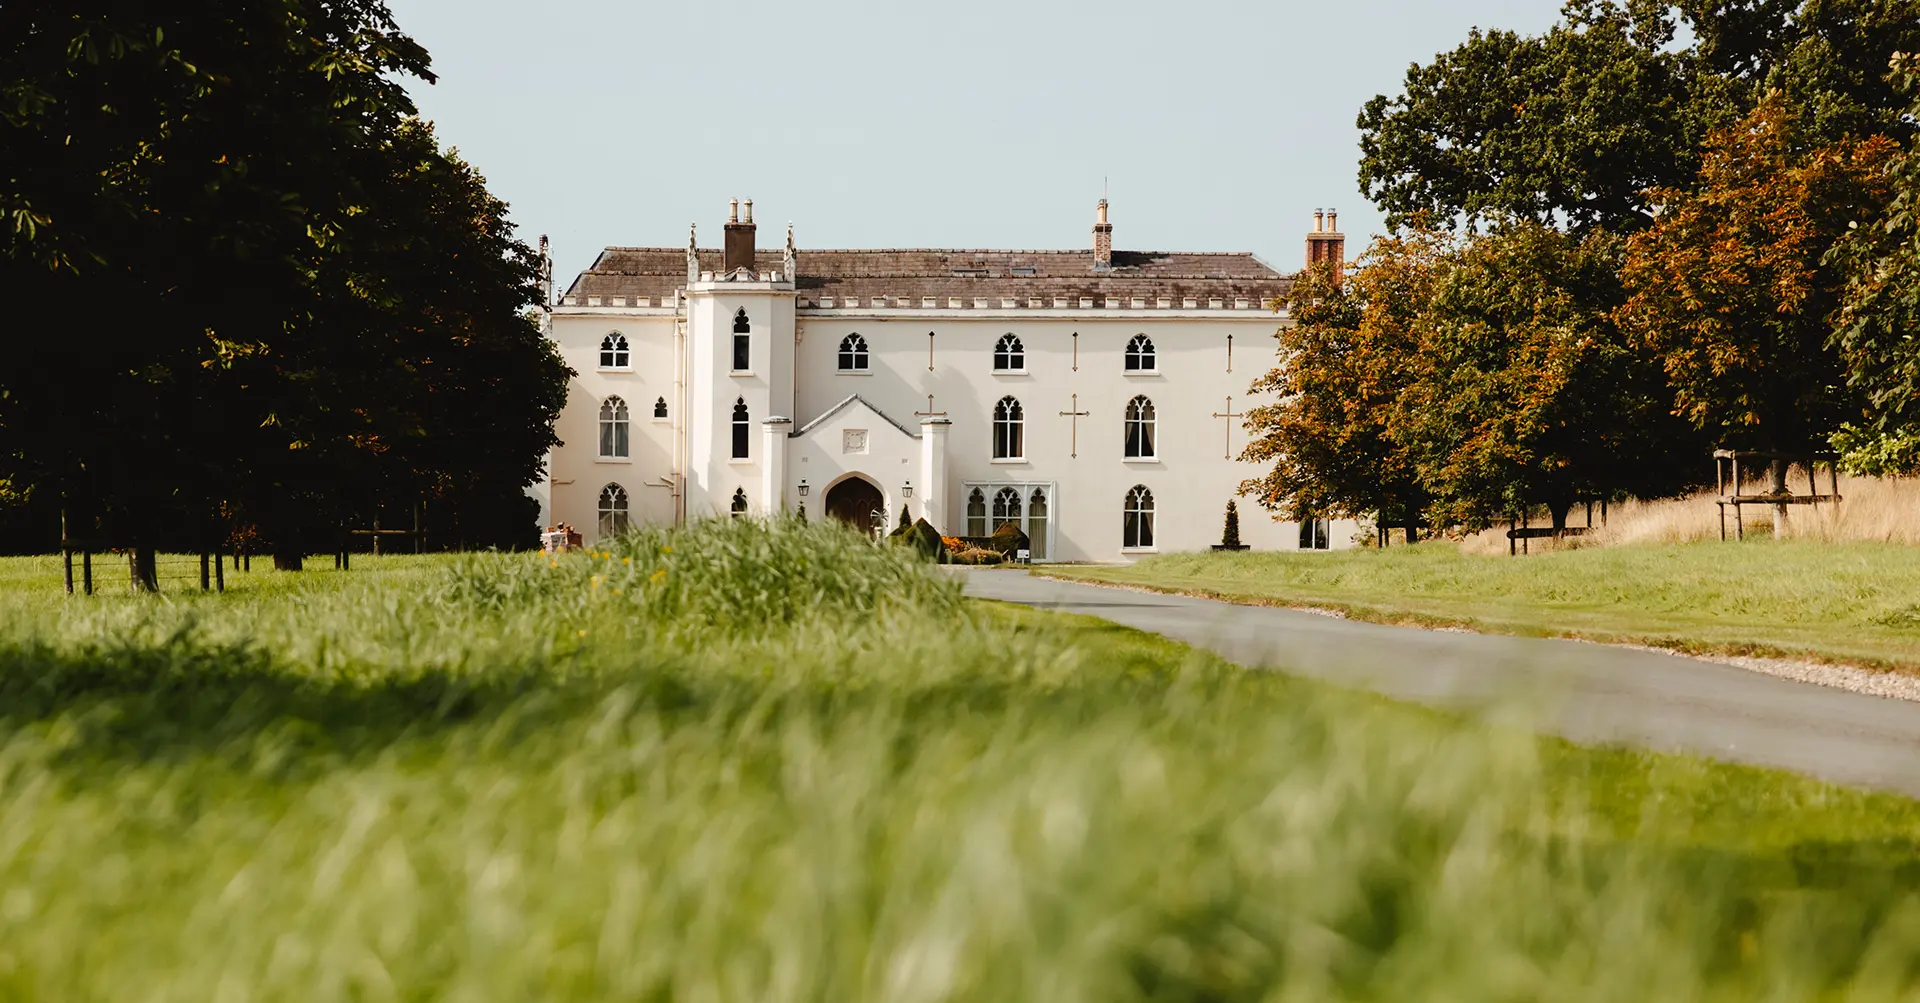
[0,631,706,773]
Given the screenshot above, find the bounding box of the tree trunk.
[1770,458,1791,530]
[1403,524,1416,544]
[1549,502,1571,534]
[273,541,303,572]
[129,547,158,592]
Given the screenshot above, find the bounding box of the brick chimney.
[1305,207,1345,282]
[1092,199,1113,272]
[724,197,757,274]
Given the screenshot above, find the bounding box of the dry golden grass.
[1454,474,1920,555]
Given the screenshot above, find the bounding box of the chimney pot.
[729,199,739,223]
[724,198,757,273]
[1314,208,1324,232]
[1328,208,1338,231]
[1092,198,1114,271]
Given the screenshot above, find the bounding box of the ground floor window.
[963,481,1053,559]
[598,483,629,537]
[1299,517,1330,550]
[1123,485,1154,549]
[966,488,988,537]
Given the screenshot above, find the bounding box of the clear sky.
[387,0,1567,286]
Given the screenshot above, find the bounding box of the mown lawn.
[3,523,1920,1000]
[1043,540,1920,670]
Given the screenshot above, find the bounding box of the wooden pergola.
[1714,449,1842,541]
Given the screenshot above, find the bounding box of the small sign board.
[1016,548,1031,563]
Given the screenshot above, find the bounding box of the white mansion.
[534,199,1358,562]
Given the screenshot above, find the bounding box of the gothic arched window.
[599,396,630,459]
[731,398,749,459]
[837,333,870,371]
[992,486,1022,530]
[1028,487,1049,560]
[1123,485,1155,549]
[732,309,751,371]
[993,333,1024,371]
[966,487,987,537]
[598,483,629,537]
[731,487,749,518]
[1125,333,1155,372]
[1124,395,1156,458]
[600,332,630,369]
[653,396,668,419]
[992,396,1024,459]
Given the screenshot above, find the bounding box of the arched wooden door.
[824,477,885,535]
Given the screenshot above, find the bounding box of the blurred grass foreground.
[3,519,1920,1000]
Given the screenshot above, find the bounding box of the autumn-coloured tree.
[1617,97,1896,488]
[1240,230,1451,539]
[1398,222,1702,531]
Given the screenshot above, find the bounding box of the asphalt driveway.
[962,569,1920,797]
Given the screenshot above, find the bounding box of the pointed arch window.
[731,398,750,459]
[966,487,988,537]
[1123,485,1155,550]
[653,396,668,419]
[1124,395,1156,459]
[598,483,630,537]
[993,333,1024,371]
[991,486,1022,530]
[837,333,870,371]
[599,396,630,459]
[730,487,749,518]
[732,309,751,371]
[600,332,630,369]
[1125,333,1155,372]
[992,396,1024,459]
[1027,487,1049,560]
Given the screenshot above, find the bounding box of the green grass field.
[1043,541,1920,670]
[4,524,1920,999]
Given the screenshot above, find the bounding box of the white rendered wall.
[792,310,1359,561]
[545,310,679,542]
[547,300,1361,558]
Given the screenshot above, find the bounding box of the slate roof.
[563,246,1294,307]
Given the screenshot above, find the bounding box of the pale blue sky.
[389,0,1566,285]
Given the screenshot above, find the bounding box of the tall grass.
[1,519,1918,1000]
[1456,474,1920,555]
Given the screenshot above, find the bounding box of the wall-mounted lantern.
[902,481,913,498]
[797,479,810,497]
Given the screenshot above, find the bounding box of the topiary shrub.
[952,546,1003,565]
[908,518,943,562]
[988,521,1030,558]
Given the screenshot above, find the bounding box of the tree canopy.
[0,2,569,571]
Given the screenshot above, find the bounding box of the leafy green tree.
[1617,98,1896,482]
[1359,1,1919,239]
[1399,223,1702,531]
[0,2,565,576]
[1240,232,1449,538]
[1829,53,1920,469]
[1358,1,1719,236]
